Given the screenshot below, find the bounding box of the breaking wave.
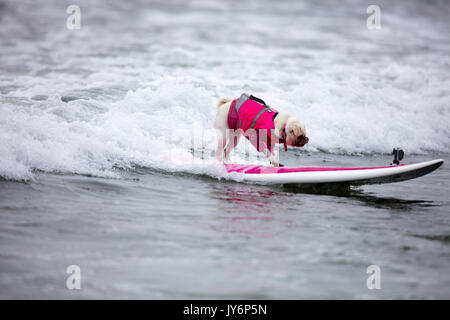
[1,0,449,180]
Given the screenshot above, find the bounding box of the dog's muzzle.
[297,135,309,147]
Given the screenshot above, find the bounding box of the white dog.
[214,93,308,167]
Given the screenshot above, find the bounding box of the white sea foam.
[1,0,449,180]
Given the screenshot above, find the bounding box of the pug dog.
[214,94,308,167]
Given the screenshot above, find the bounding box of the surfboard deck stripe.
[225,164,404,174]
[224,159,444,185]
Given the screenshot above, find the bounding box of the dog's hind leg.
[224,129,241,162]
[215,129,227,162]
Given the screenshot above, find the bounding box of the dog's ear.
[291,121,306,136]
[290,125,300,137]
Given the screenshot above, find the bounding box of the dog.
[214,93,308,167]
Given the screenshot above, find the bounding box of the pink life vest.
[227,94,285,153]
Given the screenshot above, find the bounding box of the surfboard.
[225,159,444,185]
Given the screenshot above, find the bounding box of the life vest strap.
[249,107,271,130]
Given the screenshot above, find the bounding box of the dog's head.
[285,118,308,147]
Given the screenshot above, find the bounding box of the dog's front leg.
[262,148,284,167]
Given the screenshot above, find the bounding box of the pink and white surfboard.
[225,159,444,185]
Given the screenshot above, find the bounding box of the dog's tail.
[217,97,232,108]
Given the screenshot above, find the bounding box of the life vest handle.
[249,95,267,106]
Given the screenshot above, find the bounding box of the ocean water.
[0,0,449,299]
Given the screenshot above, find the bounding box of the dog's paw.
[270,161,284,167]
